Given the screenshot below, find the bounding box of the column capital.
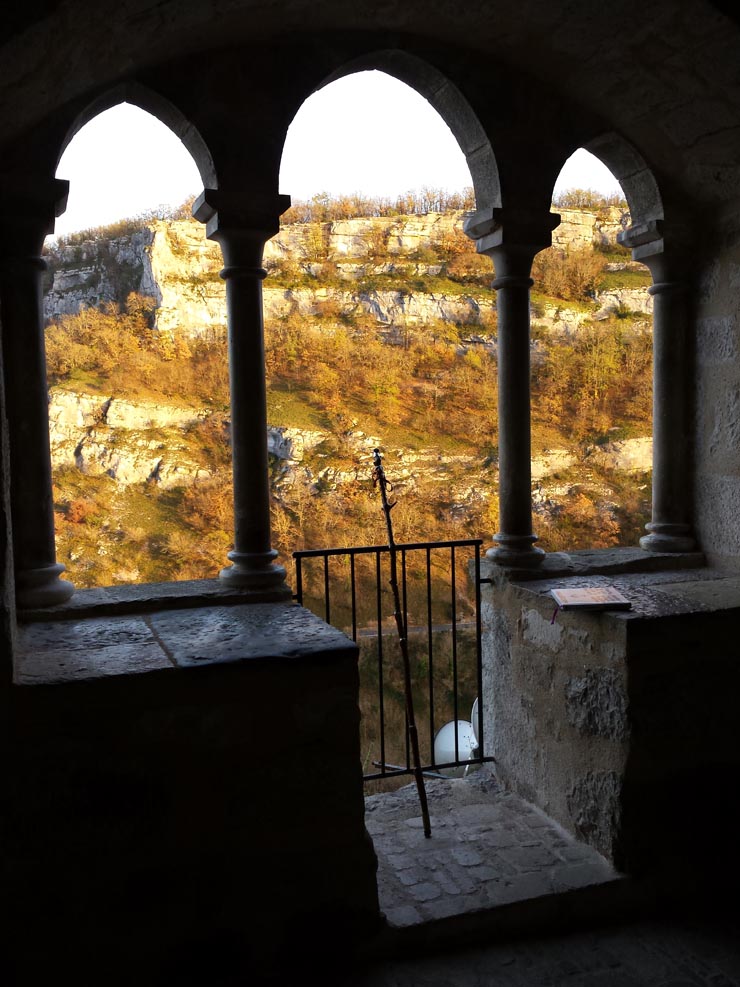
[464,206,561,252]
[617,219,693,282]
[0,175,69,247]
[193,189,292,272]
[192,188,291,240]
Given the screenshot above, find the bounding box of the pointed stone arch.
[581,132,664,227]
[57,80,217,189]
[285,49,500,211]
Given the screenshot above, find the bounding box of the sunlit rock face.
[48,388,213,487]
[44,228,161,319]
[44,208,641,338]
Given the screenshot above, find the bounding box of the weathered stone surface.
[564,669,629,742]
[367,773,618,929]
[44,228,160,319]
[521,607,564,650]
[148,601,356,667]
[530,448,576,482]
[10,597,377,980]
[566,771,622,859]
[593,287,653,316]
[267,424,325,462]
[44,211,638,341]
[697,315,738,364]
[696,474,740,560]
[707,384,740,458]
[262,284,485,327]
[15,639,172,683]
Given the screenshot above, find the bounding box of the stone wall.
[8,601,380,981]
[694,212,740,568]
[0,344,14,689]
[480,562,630,863]
[480,553,740,878]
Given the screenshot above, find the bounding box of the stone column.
[618,221,696,552]
[0,178,74,607]
[193,190,291,598]
[465,207,560,567]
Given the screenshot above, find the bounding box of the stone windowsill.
[14,597,357,687]
[17,576,294,623]
[481,547,740,620]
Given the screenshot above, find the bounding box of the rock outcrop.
[44,207,641,338]
[49,388,213,487]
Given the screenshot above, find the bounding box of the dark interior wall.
[4,0,740,208]
[0,338,14,687]
[693,214,740,568]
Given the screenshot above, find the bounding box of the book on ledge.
[550,585,632,611]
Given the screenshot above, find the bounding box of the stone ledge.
[17,576,293,622]
[478,548,740,621]
[503,567,740,622]
[481,547,706,583]
[15,601,356,686]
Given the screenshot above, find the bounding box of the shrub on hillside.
[552,187,627,210]
[531,246,605,301]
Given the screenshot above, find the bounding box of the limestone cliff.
[49,385,652,494]
[49,388,215,487]
[44,207,651,534]
[43,206,637,336]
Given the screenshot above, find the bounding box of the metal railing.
[293,538,490,782]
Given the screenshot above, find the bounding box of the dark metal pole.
[372,448,432,838]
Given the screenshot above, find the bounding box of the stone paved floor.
[357,772,740,986]
[356,914,740,986]
[364,769,618,928]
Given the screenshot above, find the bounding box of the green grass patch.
[598,269,652,290]
[266,386,327,431]
[531,291,595,315]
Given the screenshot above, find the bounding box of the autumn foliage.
[47,194,652,588]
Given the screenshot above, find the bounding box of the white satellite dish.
[433,719,477,770]
[470,697,480,745]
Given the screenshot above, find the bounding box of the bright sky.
[53,71,621,237]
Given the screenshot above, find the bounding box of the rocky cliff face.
[44,228,161,319]
[43,207,636,336]
[44,208,651,531]
[49,388,214,487]
[49,382,652,495]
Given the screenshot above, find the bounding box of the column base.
[16,562,75,609]
[219,550,291,600]
[486,534,545,568]
[640,523,696,553]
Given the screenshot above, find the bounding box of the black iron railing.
[293,538,491,782]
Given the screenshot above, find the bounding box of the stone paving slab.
[365,770,618,928]
[356,914,740,986]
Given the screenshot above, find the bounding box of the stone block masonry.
[365,773,617,929]
[9,601,380,982]
[479,550,740,879]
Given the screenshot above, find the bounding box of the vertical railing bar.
[376,549,386,776]
[292,538,483,782]
[294,555,303,606]
[426,546,435,765]
[323,555,331,626]
[402,547,410,770]
[475,542,484,761]
[350,553,358,642]
[451,544,459,763]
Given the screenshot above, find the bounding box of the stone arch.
[56,80,217,189]
[579,132,664,227]
[284,49,500,211]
